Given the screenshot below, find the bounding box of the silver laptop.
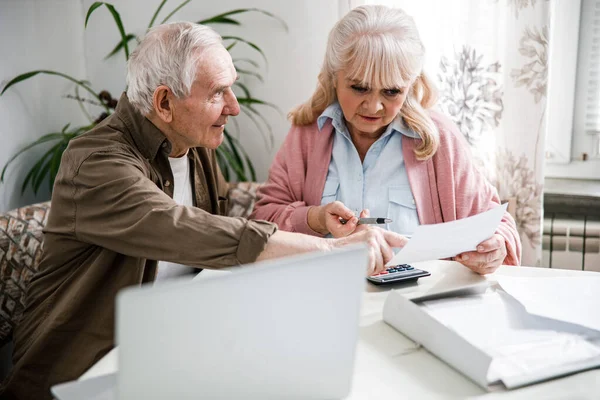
[53,245,368,400]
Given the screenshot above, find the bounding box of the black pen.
[340,217,392,225]
[358,217,392,225]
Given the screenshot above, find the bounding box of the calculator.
[366,264,430,285]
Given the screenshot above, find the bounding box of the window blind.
[573,0,600,157]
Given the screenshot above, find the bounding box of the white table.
[80,261,600,399]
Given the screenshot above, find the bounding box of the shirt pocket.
[388,186,416,210]
[320,179,340,205]
[387,185,419,235]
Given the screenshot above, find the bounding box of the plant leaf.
[244,152,256,181]
[220,130,250,181]
[105,4,130,60]
[84,2,104,28]
[2,70,76,96]
[235,68,263,82]
[215,148,230,182]
[73,85,93,123]
[233,58,260,69]
[0,70,108,112]
[1,133,65,182]
[48,140,68,192]
[226,133,257,181]
[85,2,130,60]
[32,151,55,195]
[223,129,244,171]
[247,104,274,146]
[233,81,251,98]
[239,106,265,135]
[239,105,269,136]
[222,36,267,66]
[22,147,55,195]
[148,0,168,29]
[226,41,237,51]
[160,0,192,24]
[20,161,41,196]
[237,96,279,111]
[241,104,274,149]
[216,144,247,181]
[229,114,241,135]
[72,125,93,136]
[1,71,40,95]
[105,33,137,59]
[198,8,288,31]
[199,16,241,25]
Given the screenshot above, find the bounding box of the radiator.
[542,213,600,271]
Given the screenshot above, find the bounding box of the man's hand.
[334,227,409,275]
[454,234,507,275]
[308,201,359,237]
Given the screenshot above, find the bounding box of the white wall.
[0,0,87,211]
[0,0,343,212]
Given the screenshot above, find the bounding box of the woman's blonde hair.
[289,5,439,159]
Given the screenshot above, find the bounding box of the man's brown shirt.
[1,94,276,399]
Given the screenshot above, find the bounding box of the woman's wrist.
[307,205,328,235]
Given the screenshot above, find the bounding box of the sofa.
[0,182,262,360]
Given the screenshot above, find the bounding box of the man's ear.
[152,85,173,123]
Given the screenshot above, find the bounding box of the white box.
[383,288,600,391]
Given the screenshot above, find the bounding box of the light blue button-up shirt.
[317,102,420,236]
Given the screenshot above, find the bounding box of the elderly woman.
[251,5,521,274]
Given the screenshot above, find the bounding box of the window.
[545,0,600,179]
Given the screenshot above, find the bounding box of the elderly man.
[0,22,406,399]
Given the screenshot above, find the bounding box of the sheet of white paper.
[497,275,600,333]
[52,373,116,400]
[386,203,508,266]
[420,290,600,386]
[401,261,489,301]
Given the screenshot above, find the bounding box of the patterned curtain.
[358,0,550,267]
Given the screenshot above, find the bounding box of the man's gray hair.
[126,21,222,115]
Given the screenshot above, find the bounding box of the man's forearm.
[256,230,332,262]
[256,226,409,276]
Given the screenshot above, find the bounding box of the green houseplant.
[1,0,286,195]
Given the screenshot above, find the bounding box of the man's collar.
[114,93,172,160]
[317,102,421,139]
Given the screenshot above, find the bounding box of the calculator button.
[386,270,414,277]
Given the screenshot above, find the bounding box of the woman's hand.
[454,234,507,275]
[308,201,360,237]
[334,226,409,275]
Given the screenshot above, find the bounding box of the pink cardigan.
[251,111,521,266]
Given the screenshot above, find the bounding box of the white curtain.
[356,0,550,267]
